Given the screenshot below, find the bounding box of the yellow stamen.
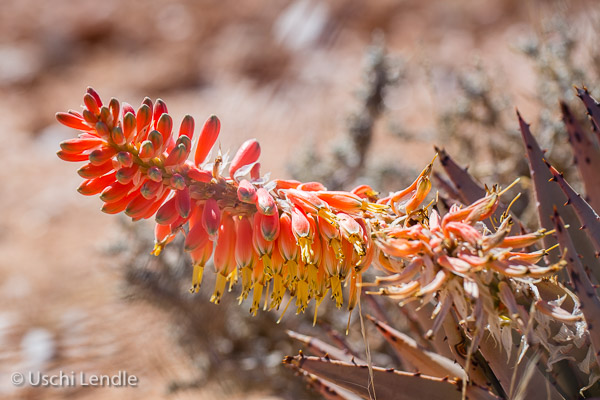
[331,238,344,259]
[210,273,227,304]
[297,237,314,264]
[227,268,238,292]
[151,242,165,256]
[347,234,366,256]
[285,260,298,281]
[250,281,264,316]
[263,280,270,311]
[189,263,205,294]
[295,280,310,313]
[270,273,285,310]
[238,266,252,304]
[261,254,273,275]
[498,178,520,196]
[330,275,344,308]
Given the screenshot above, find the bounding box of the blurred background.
[1,0,599,398]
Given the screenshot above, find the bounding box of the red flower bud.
[229,139,260,180]
[194,115,220,166]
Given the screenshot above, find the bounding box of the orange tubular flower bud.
[60,137,104,154]
[337,213,365,256]
[179,115,195,140]
[229,138,261,180]
[278,213,298,262]
[153,98,168,121]
[86,87,103,107]
[250,162,261,180]
[101,189,141,214]
[184,203,208,251]
[77,161,114,179]
[100,181,134,203]
[237,179,257,203]
[291,207,314,264]
[259,212,280,242]
[404,175,432,215]
[108,98,120,124]
[57,150,91,162]
[316,191,388,214]
[122,102,135,117]
[110,126,126,146]
[135,104,152,143]
[115,151,133,168]
[212,216,237,304]
[147,130,163,153]
[189,240,214,293]
[253,212,274,273]
[122,112,136,142]
[152,223,175,256]
[194,115,220,166]
[202,198,221,240]
[500,228,552,250]
[56,112,91,131]
[285,189,338,227]
[83,93,100,115]
[235,216,254,269]
[351,184,379,201]
[138,190,170,221]
[256,187,276,215]
[175,187,191,218]
[115,164,139,184]
[124,192,153,218]
[77,172,117,196]
[82,109,98,125]
[186,166,212,183]
[156,113,173,145]
[318,216,343,258]
[274,179,301,190]
[156,195,179,225]
[170,173,186,190]
[444,221,482,247]
[163,143,189,167]
[138,140,155,161]
[140,179,163,199]
[297,182,326,191]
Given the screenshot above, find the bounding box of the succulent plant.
[56,85,600,399]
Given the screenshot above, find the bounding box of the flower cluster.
[57,88,560,329]
[57,88,391,320]
[371,183,563,348]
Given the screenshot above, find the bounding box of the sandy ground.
[0,0,598,399]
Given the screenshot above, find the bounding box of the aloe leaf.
[560,102,600,211]
[441,310,502,393]
[367,314,466,380]
[517,111,597,268]
[547,163,600,257]
[403,301,455,360]
[286,330,361,363]
[478,332,565,400]
[285,363,362,400]
[552,209,600,367]
[575,86,600,140]
[433,171,463,203]
[283,354,500,400]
